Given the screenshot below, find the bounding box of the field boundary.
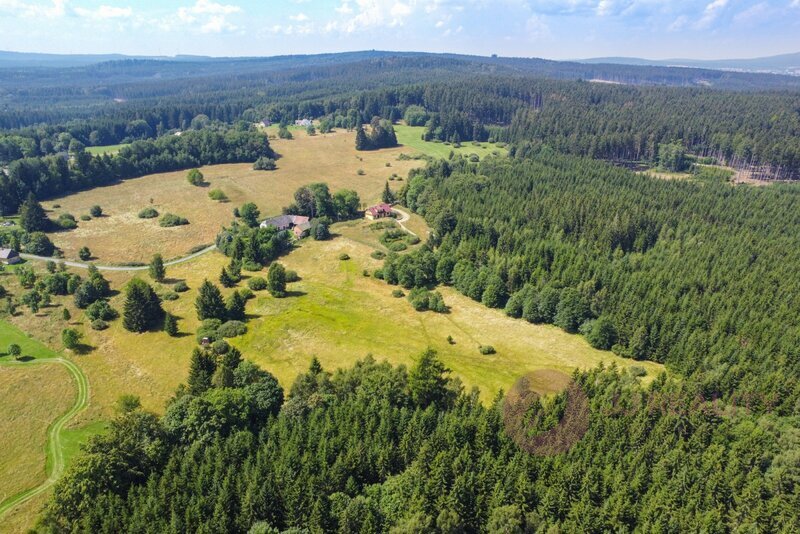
[0,357,90,519]
[20,244,217,272]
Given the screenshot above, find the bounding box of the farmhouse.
[260,214,311,238]
[365,203,393,220]
[0,248,21,265]
[294,119,312,127]
[260,119,272,127]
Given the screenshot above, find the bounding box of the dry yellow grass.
[0,364,73,503]
[44,129,420,263]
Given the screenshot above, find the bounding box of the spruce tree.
[267,263,287,298]
[163,312,178,336]
[382,181,394,204]
[187,348,216,395]
[219,267,235,288]
[149,254,166,283]
[195,280,226,321]
[226,290,246,321]
[19,193,49,232]
[122,278,163,333]
[355,124,370,151]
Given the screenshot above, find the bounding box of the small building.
[260,214,311,238]
[260,119,272,127]
[0,248,21,265]
[365,203,393,220]
[294,119,312,127]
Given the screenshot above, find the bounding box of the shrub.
[406,235,421,245]
[196,318,223,344]
[285,270,300,283]
[629,366,647,377]
[89,205,102,217]
[371,250,386,260]
[208,189,228,201]
[186,168,204,186]
[78,247,92,261]
[162,292,179,301]
[339,253,350,261]
[447,335,455,345]
[212,340,230,355]
[57,214,77,229]
[238,288,254,300]
[479,345,496,355]
[253,157,277,171]
[62,328,81,350]
[357,169,365,176]
[138,207,159,219]
[159,213,189,227]
[173,281,189,292]
[242,261,262,272]
[86,299,118,321]
[80,215,91,221]
[91,319,109,331]
[363,269,370,277]
[218,320,247,338]
[8,343,21,358]
[387,242,407,252]
[248,277,268,290]
[392,289,405,298]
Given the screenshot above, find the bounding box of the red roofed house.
[365,203,393,220]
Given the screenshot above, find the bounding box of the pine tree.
[149,254,166,283]
[267,263,287,298]
[122,279,163,333]
[19,193,49,232]
[163,312,178,336]
[187,348,216,395]
[226,290,246,321]
[196,280,227,321]
[62,307,71,322]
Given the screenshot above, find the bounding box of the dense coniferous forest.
[387,151,800,408]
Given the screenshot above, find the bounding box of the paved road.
[391,207,418,237]
[0,357,90,518]
[20,244,217,272]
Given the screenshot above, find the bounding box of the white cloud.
[176,0,241,33]
[0,0,67,18]
[289,12,309,22]
[695,0,728,29]
[525,13,551,39]
[74,5,132,20]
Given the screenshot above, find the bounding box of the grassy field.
[85,143,129,156]
[394,125,508,160]
[43,129,420,263]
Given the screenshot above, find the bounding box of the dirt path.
[391,207,417,237]
[0,357,90,519]
[20,244,217,272]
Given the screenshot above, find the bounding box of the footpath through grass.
[0,320,93,521]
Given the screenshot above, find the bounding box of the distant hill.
[580,52,800,76]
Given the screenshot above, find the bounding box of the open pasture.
[42,129,421,263]
[393,124,508,160]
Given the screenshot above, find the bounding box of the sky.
[0,0,798,60]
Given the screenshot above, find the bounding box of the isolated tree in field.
[89,205,102,217]
[219,267,236,288]
[19,194,49,232]
[163,312,178,337]
[149,254,166,283]
[62,307,71,322]
[267,262,287,297]
[408,348,451,409]
[195,279,226,321]
[78,246,91,261]
[61,328,81,350]
[382,181,395,204]
[239,203,260,227]
[122,278,163,333]
[8,343,21,358]
[278,125,293,139]
[226,290,246,321]
[21,290,42,313]
[186,168,204,186]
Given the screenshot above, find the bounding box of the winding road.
[391,207,418,237]
[20,244,217,272]
[0,357,90,518]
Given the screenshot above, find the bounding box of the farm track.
[20,244,217,271]
[0,357,89,519]
[391,207,417,237]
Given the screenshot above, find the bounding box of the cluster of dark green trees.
[0,129,273,215]
[386,151,800,409]
[355,118,398,151]
[41,353,799,532]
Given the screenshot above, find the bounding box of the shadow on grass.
[163,278,185,285]
[285,290,307,298]
[72,343,94,355]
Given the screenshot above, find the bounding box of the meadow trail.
[0,357,89,519]
[20,244,217,272]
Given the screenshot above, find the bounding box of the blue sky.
[0,0,798,60]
